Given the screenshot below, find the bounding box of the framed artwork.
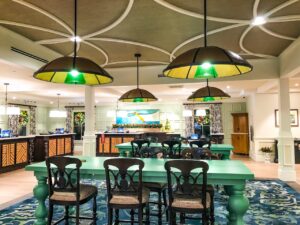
[275,109,298,127]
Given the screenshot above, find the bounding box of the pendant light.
[0,83,20,115]
[33,0,113,85]
[119,53,157,102]
[187,79,230,102]
[49,94,67,118]
[163,0,252,79]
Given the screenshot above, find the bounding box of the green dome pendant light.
[163,0,252,79]
[119,53,158,102]
[187,79,230,102]
[33,0,113,85]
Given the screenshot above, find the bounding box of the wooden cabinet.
[231,113,249,154]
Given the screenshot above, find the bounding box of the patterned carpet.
[0,180,299,224]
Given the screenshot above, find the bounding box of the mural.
[116,109,160,125]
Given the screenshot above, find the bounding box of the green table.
[116,142,234,159]
[26,156,254,225]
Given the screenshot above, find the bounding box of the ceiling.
[0,0,299,105]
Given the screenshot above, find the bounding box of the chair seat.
[109,188,150,205]
[171,192,211,209]
[50,184,97,202]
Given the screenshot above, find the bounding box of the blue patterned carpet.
[0,180,299,224]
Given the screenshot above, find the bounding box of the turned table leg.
[33,175,49,225]
[224,184,249,225]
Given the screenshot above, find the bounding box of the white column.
[82,86,96,156]
[277,78,296,181]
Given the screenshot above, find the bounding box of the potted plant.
[260,146,273,163]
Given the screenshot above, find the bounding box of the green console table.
[116,142,234,159]
[26,156,254,225]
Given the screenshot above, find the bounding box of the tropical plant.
[19,110,29,127]
[74,112,85,125]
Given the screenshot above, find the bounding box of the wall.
[221,102,247,144]
[247,92,300,161]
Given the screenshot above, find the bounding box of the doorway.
[73,112,85,140]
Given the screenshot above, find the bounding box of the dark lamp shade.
[119,88,158,102]
[163,46,252,79]
[33,56,113,85]
[187,85,230,102]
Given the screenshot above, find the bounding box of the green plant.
[260,146,272,153]
[19,110,29,127]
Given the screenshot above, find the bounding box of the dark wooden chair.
[162,140,181,158]
[104,158,150,225]
[131,139,150,157]
[165,160,211,225]
[46,156,98,225]
[189,139,210,148]
[139,147,168,225]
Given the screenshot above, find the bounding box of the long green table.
[26,156,254,225]
[116,142,234,159]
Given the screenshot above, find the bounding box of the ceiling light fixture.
[119,53,157,102]
[252,16,266,26]
[49,93,67,118]
[70,36,81,42]
[163,0,252,79]
[33,0,113,85]
[0,83,20,115]
[187,79,230,102]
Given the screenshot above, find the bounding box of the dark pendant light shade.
[163,46,252,79]
[119,53,157,102]
[33,0,113,86]
[188,80,230,102]
[163,0,252,79]
[33,56,113,85]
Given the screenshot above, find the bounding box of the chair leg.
[158,191,162,225]
[65,205,69,225]
[146,204,150,225]
[210,196,215,224]
[76,204,80,225]
[47,202,53,225]
[130,209,134,225]
[168,208,175,225]
[180,213,185,224]
[138,207,143,225]
[115,209,119,225]
[108,207,113,225]
[93,195,97,224]
[162,189,168,222]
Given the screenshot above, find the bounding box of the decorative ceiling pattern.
[0,0,299,69]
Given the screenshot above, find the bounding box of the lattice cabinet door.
[57,138,65,155]
[48,139,57,157]
[16,142,28,164]
[65,138,72,154]
[2,144,15,167]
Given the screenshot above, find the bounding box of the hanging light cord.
[57,94,60,109]
[4,83,8,106]
[206,79,211,96]
[204,0,207,47]
[135,53,141,89]
[72,0,77,69]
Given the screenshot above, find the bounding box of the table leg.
[224,184,249,225]
[33,175,49,225]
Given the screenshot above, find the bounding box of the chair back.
[181,148,194,159]
[164,160,209,210]
[131,139,150,157]
[46,156,82,199]
[104,158,144,203]
[139,146,165,158]
[146,136,159,143]
[189,140,208,148]
[162,140,181,158]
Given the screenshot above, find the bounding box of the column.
[82,86,96,156]
[277,78,296,181]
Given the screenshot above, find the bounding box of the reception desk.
[34,133,75,162]
[96,132,180,156]
[0,136,35,173]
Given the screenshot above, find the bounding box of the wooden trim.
[7,103,37,107]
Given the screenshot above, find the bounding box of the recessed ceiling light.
[12,96,16,100]
[252,16,266,26]
[295,83,299,87]
[70,36,81,42]
[226,85,230,89]
[50,101,54,104]
[95,100,99,103]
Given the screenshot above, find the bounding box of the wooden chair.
[104,158,150,225]
[165,160,212,225]
[139,147,168,225]
[189,139,209,148]
[162,140,181,158]
[46,156,98,225]
[131,139,150,157]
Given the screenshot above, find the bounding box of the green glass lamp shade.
[33,56,113,85]
[187,85,230,102]
[163,46,252,79]
[119,88,158,102]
